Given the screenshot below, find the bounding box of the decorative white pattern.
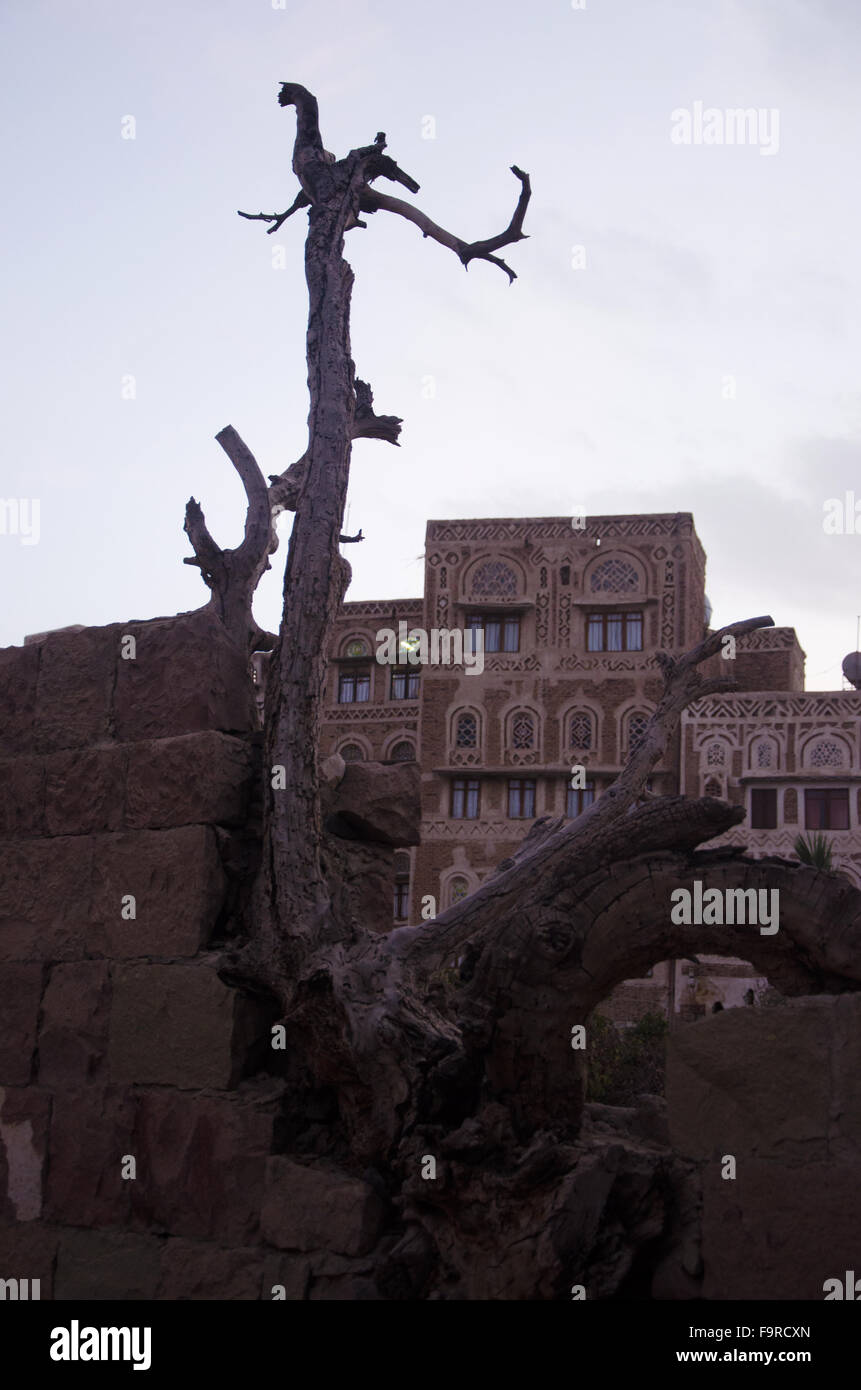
[469,559,519,598]
[569,712,594,749]
[807,738,847,768]
[589,558,640,593]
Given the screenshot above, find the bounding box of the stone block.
[113,611,255,743]
[130,1088,275,1242]
[828,993,861,1159]
[44,1086,136,1228]
[666,998,833,1164]
[0,915,102,965]
[109,961,267,1089]
[328,760,420,846]
[0,757,45,838]
[261,1158,386,1257]
[262,1253,311,1301]
[33,624,119,753]
[38,961,112,1086]
[0,643,40,756]
[0,964,43,1084]
[125,731,253,830]
[0,1221,59,1298]
[55,1228,161,1300]
[701,1161,861,1299]
[158,1240,264,1300]
[90,826,226,957]
[0,1087,51,1222]
[0,836,94,930]
[45,746,127,836]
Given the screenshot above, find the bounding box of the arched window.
[343,637,369,658]
[393,852,411,921]
[626,711,651,755]
[754,737,778,770]
[390,741,416,762]
[569,711,594,751]
[448,876,470,905]
[469,559,519,599]
[806,738,847,769]
[706,741,726,767]
[455,713,477,748]
[704,777,723,798]
[339,743,365,763]
[589,557,640,593]
[511,713,535,750]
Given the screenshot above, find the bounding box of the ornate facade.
[320,513,860,1025]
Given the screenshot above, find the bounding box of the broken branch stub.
[182,425,275,651]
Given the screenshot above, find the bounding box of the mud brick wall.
[662,995,861,1299]
[0,610,290,1299]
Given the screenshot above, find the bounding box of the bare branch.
[237,190,311,233]
[182,426,276,649]
[360,165,531,282]
[353,378,402,445]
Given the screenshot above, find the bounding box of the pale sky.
[2,0,860,688]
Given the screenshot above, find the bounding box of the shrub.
[794,831,833,871]
[586,1009,668,1105]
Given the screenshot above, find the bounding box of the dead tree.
[183,85,861,1297]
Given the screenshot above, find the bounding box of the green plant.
[794,831,833,871]
[585,1009,669,1105]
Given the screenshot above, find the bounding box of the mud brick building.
[321,512,861,1025]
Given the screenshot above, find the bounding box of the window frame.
[393,879,410,920]
[390,666,421,701]
[586,610,643,652]
[455,712,478,749]
[567,779,596,818]
[451,777,481,820]
[507,777,536,819]
[465,612,520,653]
[804,787,850,831]
[338,669,371,704]
[750,786,778,829]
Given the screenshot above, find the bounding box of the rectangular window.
[451,778,480,819]
[466,613,520,654]
[805,788,849,830]
[338,670,370,703]
[507,778,536,818]
[567,780,595,818]
[750,787,777,829]
[393,882,409,920]
[391,668,420,700]
[586,612,643,652]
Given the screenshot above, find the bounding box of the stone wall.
[0,609,412,1299]
[662,995,861,1299]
